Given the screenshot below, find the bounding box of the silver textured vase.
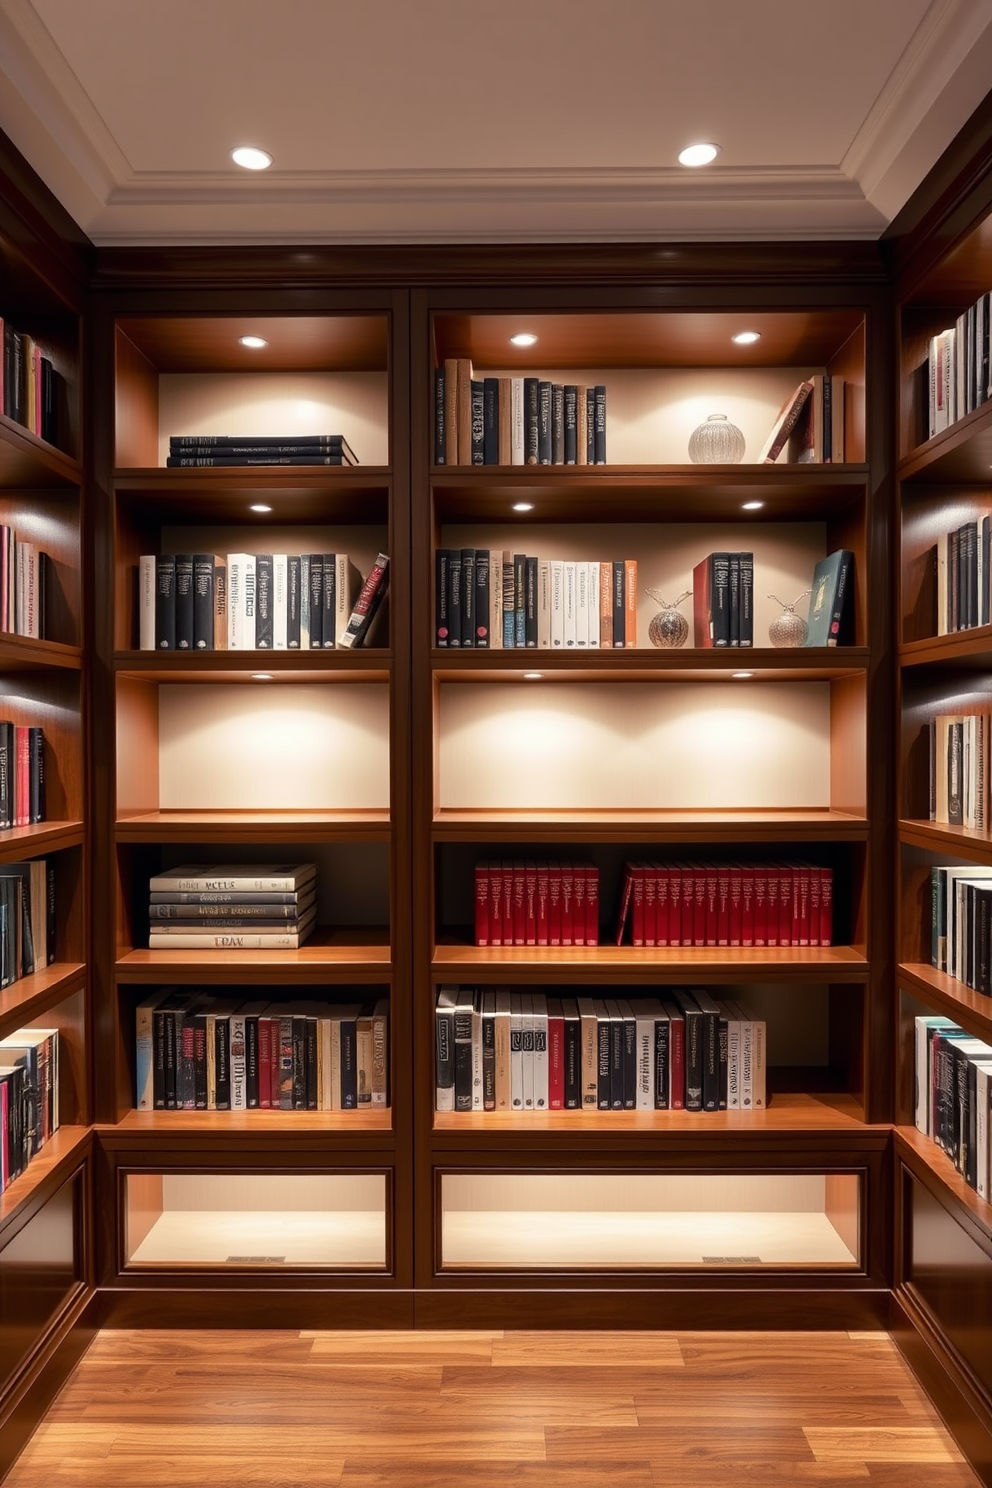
[646,589,691,648]
[688,413,746,464]
[767,592,810,647]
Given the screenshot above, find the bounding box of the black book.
[461,548,476,648]
[712,553,731,647]
[170,432,354,449]
[243,1016,259,1108]
[728,553,741,646]
[435,548,450,646]
[447,548,463,649]
[692,988,722,1112]
[0,721,13,829]
[192,553,214,649]
[192,1014,208,1110]
[552,383,564,465]
[340,1007,359,1110]
[564,386,578,464]
[434,367,446,464]
[435,990,455,1107]
[483,378,499,465]
[961,521,979,628]
[308,555,324,649]
[305,1016,318,1110]
[739,551,754,647]
[976,885,992,995]
[471,380,485,465]
[673,990,704,1112]
[214,1016,231,1110]
[538,381,552,464]
[291,1017,307,1109]
[40,357,57,447]
[524,378,540,464]
[596,1001,612,1110]
[525,556,538,647]
[586,387,596,462]
[612,559,625,648]
[562,998,581,1109]
[453,995,473,1112]
[606,1000,625,1110]
[620,1000,637,1110]
[287,556,301,648]
[173,554,194,651]
[474,547,490,648]
[322,553,337,648]
[28,727,43,824]
[155,555,176,650]
[255,554,273,647]
[654,1013,670,1110]
[593,385,607,463]
[718,1014,729,1109]
[983,515,991,627]
[165,454,350,467]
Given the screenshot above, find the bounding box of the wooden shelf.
[899,962,992,1038]
[900,400,992,484]
[116,928,391,983]
[117,314,389,373]
[115,810,390,843]
[432,943,868,982]
[114,651,389,683]
[0,635,81,672]
[433,648,868,683]
[0,413,79,488]
[0,821,83,860]
[0,1125,90,1231]
[0,961,85,1040]
[433,1089,871,1139]
[900,820,992,862]
[431,465,867,524]
[111,1107,393,1136]
[434,807,869,843]
[900,630,992,669]
[114,467,390,524]
[896,1125,992,1243]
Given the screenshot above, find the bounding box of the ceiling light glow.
[251,673,273,681]
[512,502,534,512]
[732,671,754,679]
[239,335,268,349]
[523,672,543,680]
[249,503,272,513]
[678,143,719,167]
[510,333,538,347]
[231,146,273,171]
[733,330,761,345]
[741,500,764,511]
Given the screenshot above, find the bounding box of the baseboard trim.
[0,1287,97,1482]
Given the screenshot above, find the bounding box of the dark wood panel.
[117,316,388,373]
[0,1174,81,1393]
[905,1170,992,1401]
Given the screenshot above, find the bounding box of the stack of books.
[474,860,600,946]
[0,525,47,639]
[165,433,358,467]
[930,864,992,993]
[0,1026,59,1191]
[615,861,833,948]
[434,363,607,466]
[147,864,318,950]
[926,292,992,438]
[436,550,637,648]
[1,321,65,448]
[435,988,766,1114]
[135,994,388,1111]
[915,1016,992,1199]
[0,860,55,987]
[929,709,991,829]
[0,722,44,828]
[139,550,389,651]
[929,515,991,633]
[692,551,754,647]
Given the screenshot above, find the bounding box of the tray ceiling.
[0,0,990,245]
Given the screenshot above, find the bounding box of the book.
[759,380,815,463]
[805,549,854,647]
[149,864,316,893]
[337,553,389,649]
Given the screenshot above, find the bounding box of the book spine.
[155,555,176,650]
[538,381,552,464]
[139,556,156,649]
[434,366,446,464]
[593,385,607,463]
[483,378,499,465]
[337,553,389,649]
[524,378,540,464]
[192,553,214,649]
[471,380,484,465]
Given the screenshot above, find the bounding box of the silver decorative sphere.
[688,413,746,464]
[649,608,690,648]
[767,592,811,648]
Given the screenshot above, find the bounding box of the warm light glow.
[732,671,754,680]
[249,503,272,513]
[678,143,719,167]
[733,330,761,345]
[231,146,272,170]
[251,673,274,681]
[510,332,538,347]
[512,502,534,512]
[239,335,268,349]
[741,500,764,511]
[523,672,543,681]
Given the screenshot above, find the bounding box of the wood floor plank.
[804,1427,966,1463]
[633,1393,917,1426]
[545,1423,815,1461]
[307,1331,496,1364]
[339,1463,656,1488]
[492,1331,683,1366]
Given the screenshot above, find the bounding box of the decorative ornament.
[687,413,746,464]
[646,588,691,648]
[767,590,811,648]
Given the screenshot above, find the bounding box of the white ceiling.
[0,0,991,246]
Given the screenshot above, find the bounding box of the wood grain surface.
[3,1327,977,1487]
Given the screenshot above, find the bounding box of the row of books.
[435,363,607,467]
[927,293,992,438]
[775,373,849,464]
[436,551,638,649]
[0,723,44,828]
[693,551,753,647]
[931,864,992,994]
[931,516,990,633]
[474,862,600,947]
[616,861,834,948]
[915,1016,992,1200]
[435,988,767,1113]
[0,860,55,988]
[0,1027,59,1192]
[0,527,47,640]
[929,711,990,829]
[165,433,358,467]
[140,551,389,652]
[147,863,317,951]
[1,322,65,449]
[136,993,387,1112]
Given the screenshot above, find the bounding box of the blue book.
[805,549,854,646]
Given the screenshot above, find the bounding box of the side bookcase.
[410,288,892,1326]
[89,295,415,1324]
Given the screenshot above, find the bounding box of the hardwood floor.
[5,1328,979,1487]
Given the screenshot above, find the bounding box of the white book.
[227,553,248,649]
[229,1014,247,1109]
[205,1014,217,1110]
[242,553,257,648]
[537,559,552,648]
[300,553,312,649]
[521,991,535,1110]
[976,1062,992,1200]
[510,995,524,1111]
[139,556,156,650]
[724,998,743,1111]
[149,863,316,892]
[550,559,565,649]
[510,378,525,464]
[563,561,577,648]
[739,1005,754,1110]
[634,998,661,1111]
[470,991,484,1111]
[936,532,948,635]
[577,996,599,1107]
[575,561,589,647]
[489,550,503,650]
[587,561,601,647]
[955,310,968,423]
[272,554,288,649]
[135,996,159,1110]
[335,553,355,645]
[532,993,549,1112]
[751,1009,767,1109]
[494,990,512,1110]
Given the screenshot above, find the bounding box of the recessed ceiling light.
[741,500,764,511]
[523,672,543,680]
[732,671,754,680]
[239,335,268,349]
[231,146,273,171]
[251,672,273,681]
[733,330,761,345]
[512,502,534,512]
[510,333,538,347]
[678,143,719,167]
[249,503,272,513]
